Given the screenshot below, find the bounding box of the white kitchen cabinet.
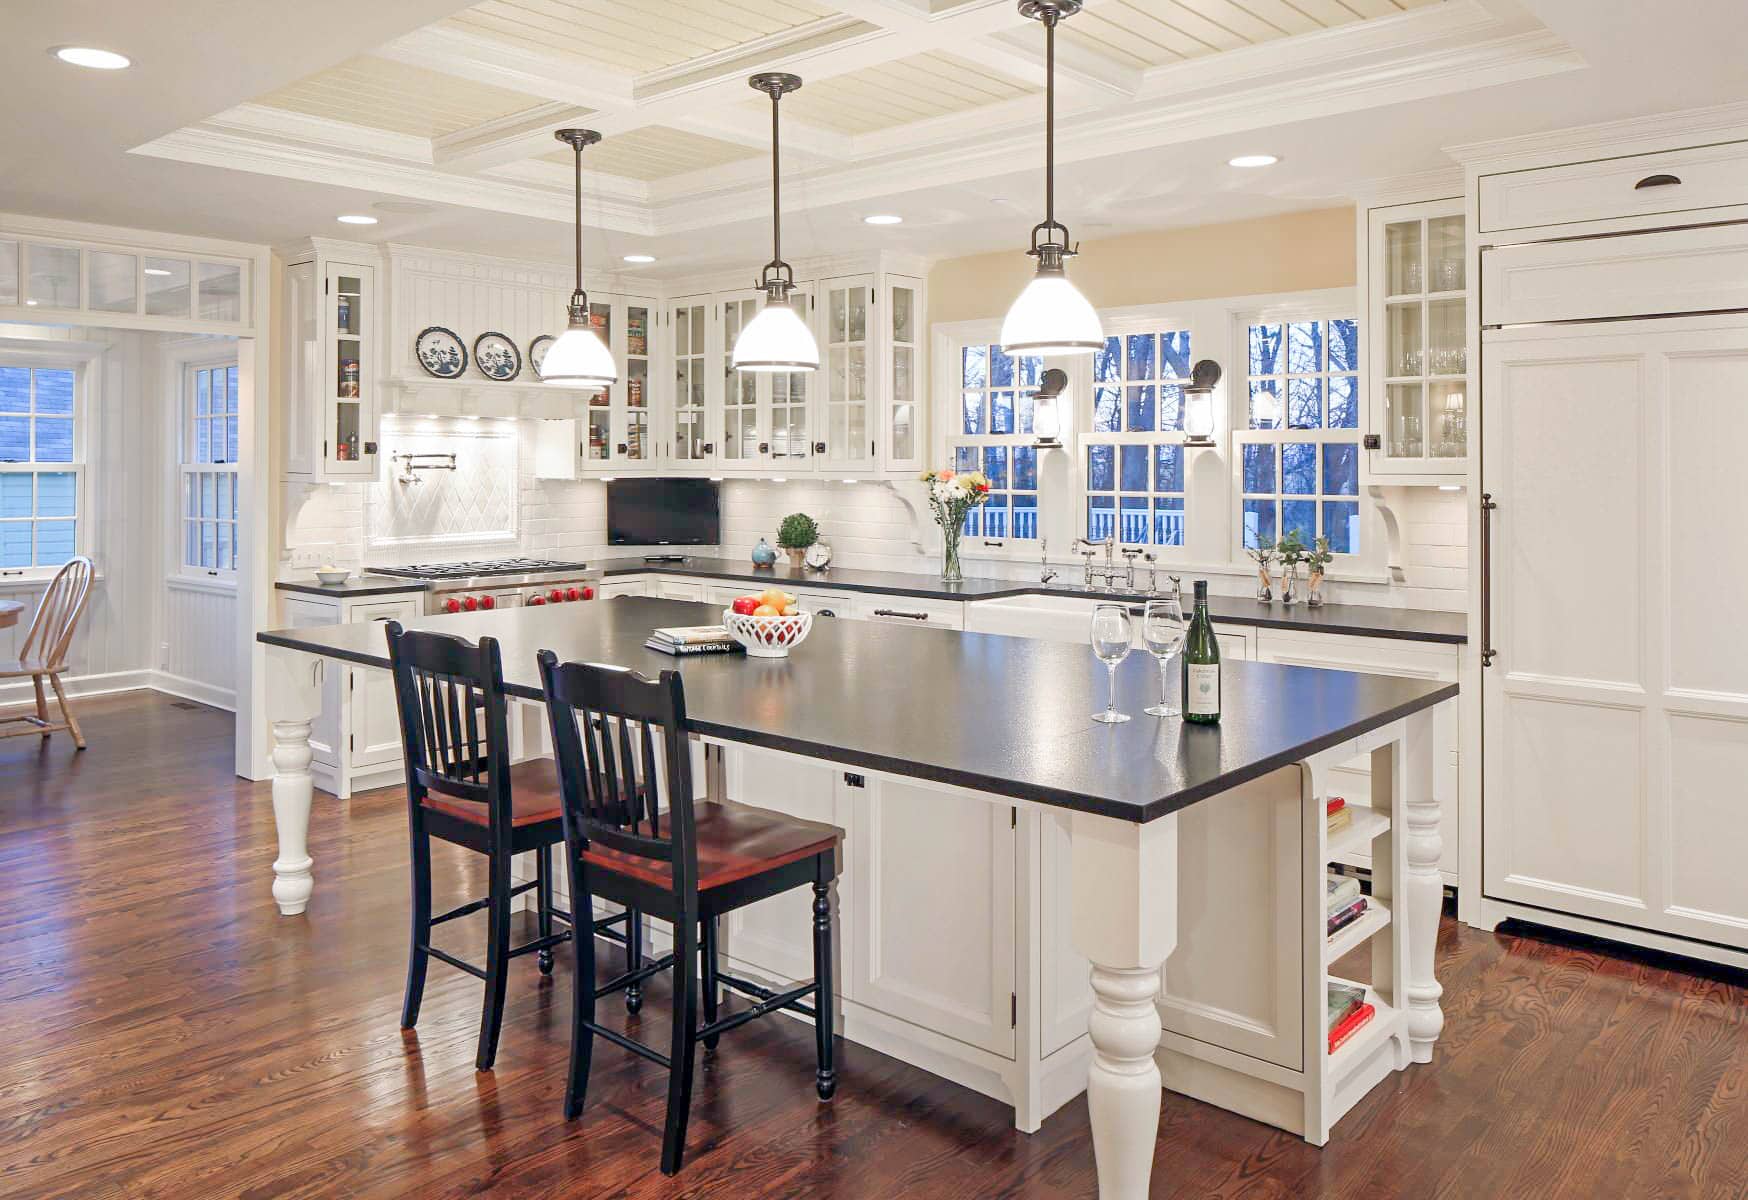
[816,275,877,472]
[849,594,964,629]
[848,771,1017,1058]
[532,295,659,478]
[964,593,1253,660]
[1477,139,1748,235]
[650,578,705,602]
[281,239,382,482]
[595,577,649,599]
[718,288,817,474]
[667,295,714,468]
[1363,198,1469,480]
[883,275,925,473]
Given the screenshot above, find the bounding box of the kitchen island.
[258,597,1455,1199]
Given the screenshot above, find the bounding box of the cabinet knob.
[813,441,826,455]
[616,443,628,455]
[758,441,771,454]
[703,442,715,454]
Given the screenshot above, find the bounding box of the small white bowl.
[722,608,813,658]
[315,568,351,586]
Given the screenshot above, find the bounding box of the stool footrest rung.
[717,971,817,1020]
[700,979,819,1041]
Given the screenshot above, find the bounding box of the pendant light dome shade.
[547,127,618,389]
[1000,0,1101,357]
[734,72,820,373]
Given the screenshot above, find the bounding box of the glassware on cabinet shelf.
[1430,381,1467,458]
[1387,301,1423,378]
[1383,220,1422,297]
[1428,297,1464,375]
[1428,215,1465,293]
[1385,383,1425,458]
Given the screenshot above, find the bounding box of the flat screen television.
[606,478,721,546]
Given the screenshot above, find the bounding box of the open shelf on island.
[1327,804,1390,862]
[1327,977,1400,1066]
[1327,900,1391,962]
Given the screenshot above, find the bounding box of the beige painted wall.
[927,206,1356,325]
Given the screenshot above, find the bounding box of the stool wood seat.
[538,651,842,1176]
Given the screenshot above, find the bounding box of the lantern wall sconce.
[1183,358,1221,446]
[1033,367,1068,446]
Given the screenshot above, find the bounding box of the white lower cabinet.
[849,594,965,629]
[595,577,648,598]
[650,578,706,602]
[964,593,1252,660]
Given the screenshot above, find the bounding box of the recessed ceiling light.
[337,214,378,225]
[863,214,903,226]
[25,300,39,307]
[1228,154,1279,168]
[143,267,172,277]
[52,46,130,70]
[622,254,656,264]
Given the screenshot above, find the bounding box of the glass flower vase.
[940,524,963,583]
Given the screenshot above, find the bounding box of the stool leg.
[477,849,513,1071]
[536,844,555,976]
[625,907,644,1014]
[812,875,836,1101]
[660,916,700,1176]
[401,812,433,1030]
[564,861,597,1121]
[700,914,720,1050]
[33,675,49,740]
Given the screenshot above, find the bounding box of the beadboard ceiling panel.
[440,0,839,75]
[761,52,1037,136]
[256,55,551,139]
[1059,0,1446,69]
[541,125,759,180]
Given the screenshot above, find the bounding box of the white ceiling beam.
[432,101,594,172]
[375,25,638,112]
[667,109,857,162]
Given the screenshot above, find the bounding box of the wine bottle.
[1181,579,1221,725]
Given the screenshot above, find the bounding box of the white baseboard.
[0,669,154,712]
[1478,896,1748,971]
[149,671,236,713]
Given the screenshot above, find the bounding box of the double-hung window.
[181,362,239,576]
[0,363,81,572]
[948,341,1043,542]
[1083,328,1192,547]
[1234,316,1362,554]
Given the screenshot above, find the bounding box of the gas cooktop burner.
[368,557,589,580]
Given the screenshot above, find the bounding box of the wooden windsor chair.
[0,556,94,749]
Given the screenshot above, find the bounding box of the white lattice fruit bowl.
[721,609,814,658]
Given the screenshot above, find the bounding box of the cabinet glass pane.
[627,357,647,408]
[1383,220,1422,296]
[0,240,16,305]
[144,257,191,317]
[1427,215,1465,292]
[1429,380,1467,459]
[197,261,241,322]
[25,244,81,308]
[335,402,361,461]
[1386,302,1423,377]
[1427,298,1466,375]
[773,373,807,460]
[1384,383,1424,458]
[589,301,611,347]
[626,305,648,357]
[626,409,648,460]
[891,285,914,344]
[335,277,362,334]
[588,410,610,459]
[89,251,136,313]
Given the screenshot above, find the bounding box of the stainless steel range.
[367,557,602,614]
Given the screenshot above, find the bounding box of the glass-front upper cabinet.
[719,288,815,473]
[620,299,653,467]
[325,263,376,477]
[280,242,380,482]
[817,275,875,470]
[884,275,923,473]
[1368,198,1468,479]
[668,297,713,466]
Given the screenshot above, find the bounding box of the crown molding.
[1350,166,1465,208]
[0,209,269,260]
[1444,97,1748,173]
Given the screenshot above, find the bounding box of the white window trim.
[0,342,97,583]
[177,356,240,582]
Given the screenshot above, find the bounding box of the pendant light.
[733,72,820,373]
[542,128,618,389]
[1000,1,1102,356]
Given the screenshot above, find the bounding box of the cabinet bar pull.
[1480,492,1498,668]
[1634,173,1682,189]
[873,608,929,621]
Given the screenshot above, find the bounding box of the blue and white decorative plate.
[528,334,556,381]
[414,327,467,379]
[473,332,522,382]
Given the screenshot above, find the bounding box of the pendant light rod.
[1017,0,1080,268]
[543,127,617,388]
[748,72,802,300]
[554,127,602,309]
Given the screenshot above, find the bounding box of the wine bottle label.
[1186,664,1221,716]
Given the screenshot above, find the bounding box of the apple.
[753,603,779,616]
[731,596,759,616]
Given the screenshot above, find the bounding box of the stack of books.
[1326,795,1351,835]
[1327,981,1375,1052]
[1326,870,1368,938]
[645,625,742,656]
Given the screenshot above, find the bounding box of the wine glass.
[1089,604,1133,725]
[1141,597,1187,717]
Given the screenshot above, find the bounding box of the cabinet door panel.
[349,599,420,769]
[851,777,1016,1058]
[281,597,341,767]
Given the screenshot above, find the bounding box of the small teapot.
[751,537,777,566]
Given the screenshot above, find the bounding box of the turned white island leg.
[265,646,326,916]
[1071,810,1178,1200]
[1400,708,1445,1061]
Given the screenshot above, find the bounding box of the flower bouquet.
[920,468,992,583]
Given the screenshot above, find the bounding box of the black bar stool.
[386,623,639,1070]
[538,651,842,1175]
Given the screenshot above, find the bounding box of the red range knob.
[581,586,594,600]
[529,595,546,606]
[463,596,479,612]
[566,587,580,602]
[481,595,496,610]
[443,598,462,614]
[549,588,564,602]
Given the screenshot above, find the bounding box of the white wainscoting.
[158,578,238,710]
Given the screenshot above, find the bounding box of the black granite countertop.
[276,577,431,598]
[599,556,1467,645]
[259,596,1457,823]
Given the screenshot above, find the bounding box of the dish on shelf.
[473,332,522,381]
[414,326,467,379]
[529,334,556,380]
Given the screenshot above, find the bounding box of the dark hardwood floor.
[4,691,1747,1199]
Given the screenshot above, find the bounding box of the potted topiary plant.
[776,512,819,569]
[1275,529,1308,605]
[1305,536,1333,607]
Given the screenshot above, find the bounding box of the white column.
[1401,707,1445,1062]
[1071,810,1178,1200]
[265,646,326,916]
